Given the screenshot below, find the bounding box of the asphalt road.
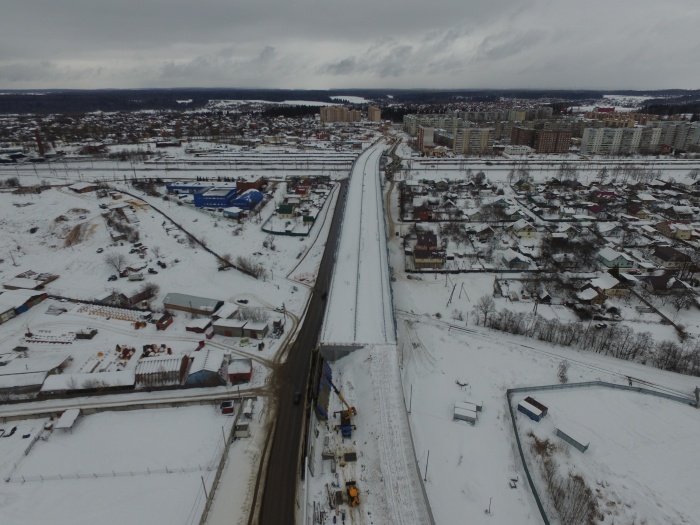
[258,179,348,525]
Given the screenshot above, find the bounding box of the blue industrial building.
[193,187,238,209]
[230,189,264,210]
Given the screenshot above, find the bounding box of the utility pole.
[423,450,430,482]
[201,476,209,501]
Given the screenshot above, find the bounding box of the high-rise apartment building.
[320,106,362,123]
[367,106,382,122]
[417,126,434,152]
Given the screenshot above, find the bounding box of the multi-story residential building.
[320,106,361,123]
[367,106,382,122]
[417,126,434,152]
[639,127,662,153]
[511,127,571,153]
[453,127,494,154]
[646,121,700,151]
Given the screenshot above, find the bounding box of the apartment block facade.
[320,106,362,123]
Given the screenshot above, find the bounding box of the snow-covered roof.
[590,274,620,290]
[0,371,48,390]
[244,321,268,331]
[213,302,239,319]
[135,356,184,376]
[163,293,223,312]
[55,408,81,430]
[41,371,136,392]
[213,318,247,329]
[186,318,212,330]
[3,277,44,290]
[228,358,252,374]
[577,288,600,301]
[0,354,70,376]
[188,348,225,375]
[518,400,543,416]
[0,290,45,311]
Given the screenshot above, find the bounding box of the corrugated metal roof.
[163,293,223,312]
[188,348,225,375]
[135,356,183,376]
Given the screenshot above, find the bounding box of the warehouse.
[135,355,189,387]
[185,348,226,387]
[193,187,238,209]
[163,293,224,317]
[213,318,247,337]
[230,189,264,210]
[242,321,269,339]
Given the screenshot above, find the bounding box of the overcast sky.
[2,0,699,90]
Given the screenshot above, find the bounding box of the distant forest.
[1,87,699,115]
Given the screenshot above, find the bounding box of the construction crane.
[329,378,357,438]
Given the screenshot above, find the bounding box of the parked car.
[108,275,118,281]
[236,299,249,304]
[595,323,608,329]
[96,248,104,253]
[157,260,167,269]
[293,391,302,405]
[148,268,158,275]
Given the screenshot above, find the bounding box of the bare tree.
[152,245,161,258]
[140,282,160,297]
[473,295,496,326]
[104,251,126,273]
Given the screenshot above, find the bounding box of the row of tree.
[473,296,700,376]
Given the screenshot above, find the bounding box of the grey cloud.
[1,0,700,89]
[474,30,545,62]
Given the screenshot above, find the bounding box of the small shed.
[242,321,269,340]
[453,402,477,425]
[556,426,590,453]
[524,396,548,417]
[156,313,173,331]
[242,398,254,418]
[517,400,543,422]
[234,423,251,439]
[228,358,253,383]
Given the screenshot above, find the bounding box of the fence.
[506,380,695,525]
[6,464,216,484]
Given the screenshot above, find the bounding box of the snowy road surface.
[321,144,395,345]
[318,143,430,525]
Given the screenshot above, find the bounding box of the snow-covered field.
[0,406,233,525]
